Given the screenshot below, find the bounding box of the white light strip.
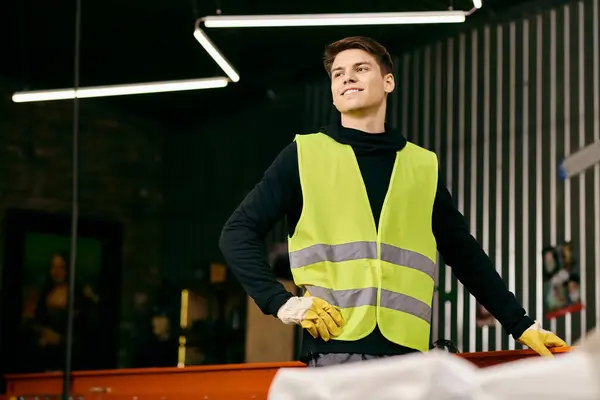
[594,0,600,335]
[482,24,491,353]
[577,0,587,342]
[201,11,468,28]
[433,41,442,344]
[550,8,558,335]
[12,77,229,103]
[469,29,478,354]
[432,286,439,343]
[445,37,454,302]
[445,301,452,341]
[563,4,572,346]
[444,37,454,344]
[193,26,240,83]
[457,32,466,353]
[550,9,558,257]
[508,21,516,351]
[535,14,544,324]
[473,0,483,9]
[522,18,530,350]
[495,24,504,351]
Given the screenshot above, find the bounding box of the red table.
[3,347,572,400]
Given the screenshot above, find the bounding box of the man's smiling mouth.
[342,88,363,95]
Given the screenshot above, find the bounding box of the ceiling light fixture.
[200,11,469,29]
[191,9,478,84]
[15,8,478,103]
[193,26,240,82]
[13,24,238,103]
[12,77,229,103]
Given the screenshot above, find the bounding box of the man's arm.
[432,176,535,339]
[219,142,300,317]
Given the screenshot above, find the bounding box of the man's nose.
[343,74,357,85]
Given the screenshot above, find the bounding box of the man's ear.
[384,73,395,94]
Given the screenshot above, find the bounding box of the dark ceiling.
[3,0,562,128]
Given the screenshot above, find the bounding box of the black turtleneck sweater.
[219,123,534,359]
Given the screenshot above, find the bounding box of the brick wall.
[0,79,166,367]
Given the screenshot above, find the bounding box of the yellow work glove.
[517,320,567,357]
[277,295,344,341]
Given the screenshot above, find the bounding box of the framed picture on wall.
[0,208,123,374]
[542,241,584,319]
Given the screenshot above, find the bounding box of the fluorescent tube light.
[201,11,467,28]
[12,77,229,103]
[473,0,483,9]
[192,26,240,82]
[560,140,600,179]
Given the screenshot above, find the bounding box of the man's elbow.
[218,217,250,261]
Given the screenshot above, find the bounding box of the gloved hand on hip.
[517,320,567,356]
[277,295,344,341]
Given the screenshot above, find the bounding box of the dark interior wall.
[163,83,316,283]
[0,79,166,367]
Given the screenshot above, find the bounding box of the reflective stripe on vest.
[304,285,432,323]
[289,241,436,280]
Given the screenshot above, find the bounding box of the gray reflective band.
[305,285,377,308]
[290,241,436,279]
[304,285,431,323]
[289,241,377,269]
[380,289,432,322]
[380,244,436,279]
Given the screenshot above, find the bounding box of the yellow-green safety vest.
[288,132,439,352]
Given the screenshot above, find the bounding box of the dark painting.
[0,208,123,375]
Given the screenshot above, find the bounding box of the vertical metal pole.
[63,0,81,399]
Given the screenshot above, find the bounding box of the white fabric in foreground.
[269,350,478,400]
[268,329,600,400]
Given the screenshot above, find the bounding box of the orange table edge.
[2,347,573,400]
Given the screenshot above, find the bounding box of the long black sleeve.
[219,143,300,317]
[432,177,534,339]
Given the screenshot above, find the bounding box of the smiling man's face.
[330,49,395,114]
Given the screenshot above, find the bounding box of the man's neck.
[340,104,387,134]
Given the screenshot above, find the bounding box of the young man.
[219,36,566,367]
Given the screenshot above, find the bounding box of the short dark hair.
[323,36,394,77]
